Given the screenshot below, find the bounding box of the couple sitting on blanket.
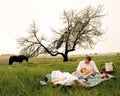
[52,56,100,84]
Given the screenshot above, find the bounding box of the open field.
[0,55,120,96]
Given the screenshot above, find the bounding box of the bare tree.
[17,5,105,61]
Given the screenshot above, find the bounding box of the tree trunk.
[63,52,68,62]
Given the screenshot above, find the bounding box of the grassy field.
[0,55,120,96]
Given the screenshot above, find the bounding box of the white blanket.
[51,70,78,85]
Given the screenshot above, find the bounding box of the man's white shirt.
[76,60,99,73]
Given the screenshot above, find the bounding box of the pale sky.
[0,0,120,55]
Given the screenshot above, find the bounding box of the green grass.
[0,55,120,96]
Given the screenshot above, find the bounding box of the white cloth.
[51,70,63,80]
[76,60,99,73]
[51,70,78,85]
[105,62,113,71]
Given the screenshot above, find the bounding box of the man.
[76,56,100,75]
[72,56,100,79]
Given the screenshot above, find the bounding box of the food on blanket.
[105,72,109,78]
[101,75,105,79]
[101,72,109,79]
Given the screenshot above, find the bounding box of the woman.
[72,67,93,79]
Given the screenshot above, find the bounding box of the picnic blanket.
[40,71,114,88]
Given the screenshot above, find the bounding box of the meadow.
[0,55,120,96]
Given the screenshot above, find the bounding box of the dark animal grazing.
[9,55,28,65]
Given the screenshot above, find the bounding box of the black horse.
[9,55,28,65]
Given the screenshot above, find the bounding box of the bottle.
[105,72,109,78]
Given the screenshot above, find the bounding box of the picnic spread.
[40,70,115,88]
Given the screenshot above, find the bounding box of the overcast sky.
[0,0,120,55]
